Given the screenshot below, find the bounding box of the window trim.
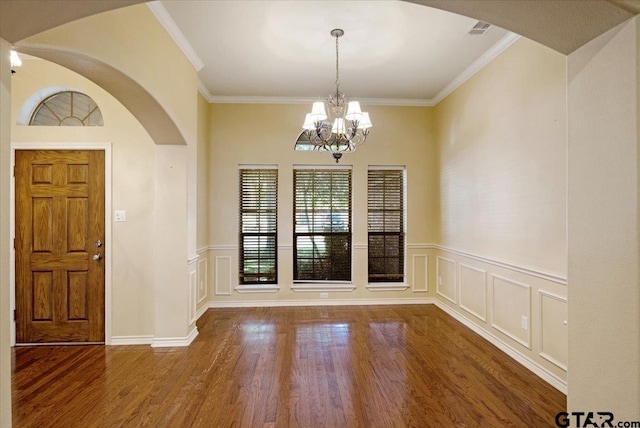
[235,284,280,293]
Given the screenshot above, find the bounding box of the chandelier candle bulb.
[310,102,328,120]
[332,118,346,135]
[345,101,363,121]
[359,112,372,130]
[303,114,316,130]
[300,28,372,163]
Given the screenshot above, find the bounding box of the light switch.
[114,210,126,222]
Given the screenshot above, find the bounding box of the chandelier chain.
[335,34,340,93]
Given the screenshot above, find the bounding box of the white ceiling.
[154,1,514,105]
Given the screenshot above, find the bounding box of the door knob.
[93,254,102,261]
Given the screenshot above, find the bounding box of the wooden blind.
[368,169,404,282]
[239,169,278,284]
[294,169,352,281]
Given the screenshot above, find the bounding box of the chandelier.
[301,29,372,163]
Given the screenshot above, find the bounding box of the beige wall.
[568,16,640,419]
[434,38,567,277]
[432,38,569,388]
[207,103,437,302]
[20,4,197,147]
[154,144,191,339]
[1,36,13,428]
[195,93,210,315]
[197,93,210,252]
[12,3,201,343]
[11,58,157,338]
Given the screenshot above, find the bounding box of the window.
[368,168,405,282]
[239,168,277,284]
[30,91,103,126]
[294,168,352,281]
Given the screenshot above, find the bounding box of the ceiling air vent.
[467,21,491,35]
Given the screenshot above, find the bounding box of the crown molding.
[359,97,434,107]
[147,2,204,72]
[431,32,520,105]
[198,80,214,101]
[184,28,518,107]
[205,94,434,107]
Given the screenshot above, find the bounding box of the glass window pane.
[294,169,352,281]
[239,169,278,284]
[368,169,405,282]
[30,91,103,126]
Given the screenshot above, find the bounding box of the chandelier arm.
[304,130,325,147]
[346,125,357,141]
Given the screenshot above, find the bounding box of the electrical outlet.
[521,316,528,330]
[320,293,328,299]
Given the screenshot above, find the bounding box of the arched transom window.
[30,91,103,126]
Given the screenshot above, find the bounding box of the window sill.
[234,284,280,294]
[291,283,355,292]
[366,283,409,292]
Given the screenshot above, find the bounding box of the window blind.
[239,168,277,284]
[368,169,404,282]
[293,169,352,281]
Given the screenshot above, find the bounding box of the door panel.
[15,150,105,343]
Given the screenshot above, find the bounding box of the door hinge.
[13,165,15,177]
[13,310,16,321]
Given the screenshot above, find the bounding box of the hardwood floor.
[12,305,565,427]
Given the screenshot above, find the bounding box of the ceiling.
[3,1,636,106]
[155,1,512,105]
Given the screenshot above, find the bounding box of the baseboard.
[150,326,199,348]
[433,299,568,394]
[195,304,208,322]
[207,297,436,308]
[110,335,154,346]
[110,326,201,347]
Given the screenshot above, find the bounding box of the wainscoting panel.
[539,291,568,371]
[491,275,531,349]
[436,256,456,304]
[188,265,197,325]
[412,254,428,292]
[432,246,567,391]
[197,257,208,304]
[459,264,487,322]
[214,256,232,296]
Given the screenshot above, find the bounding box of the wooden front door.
[15,150,105,343]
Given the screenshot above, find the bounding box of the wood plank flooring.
[12,305,565,427]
